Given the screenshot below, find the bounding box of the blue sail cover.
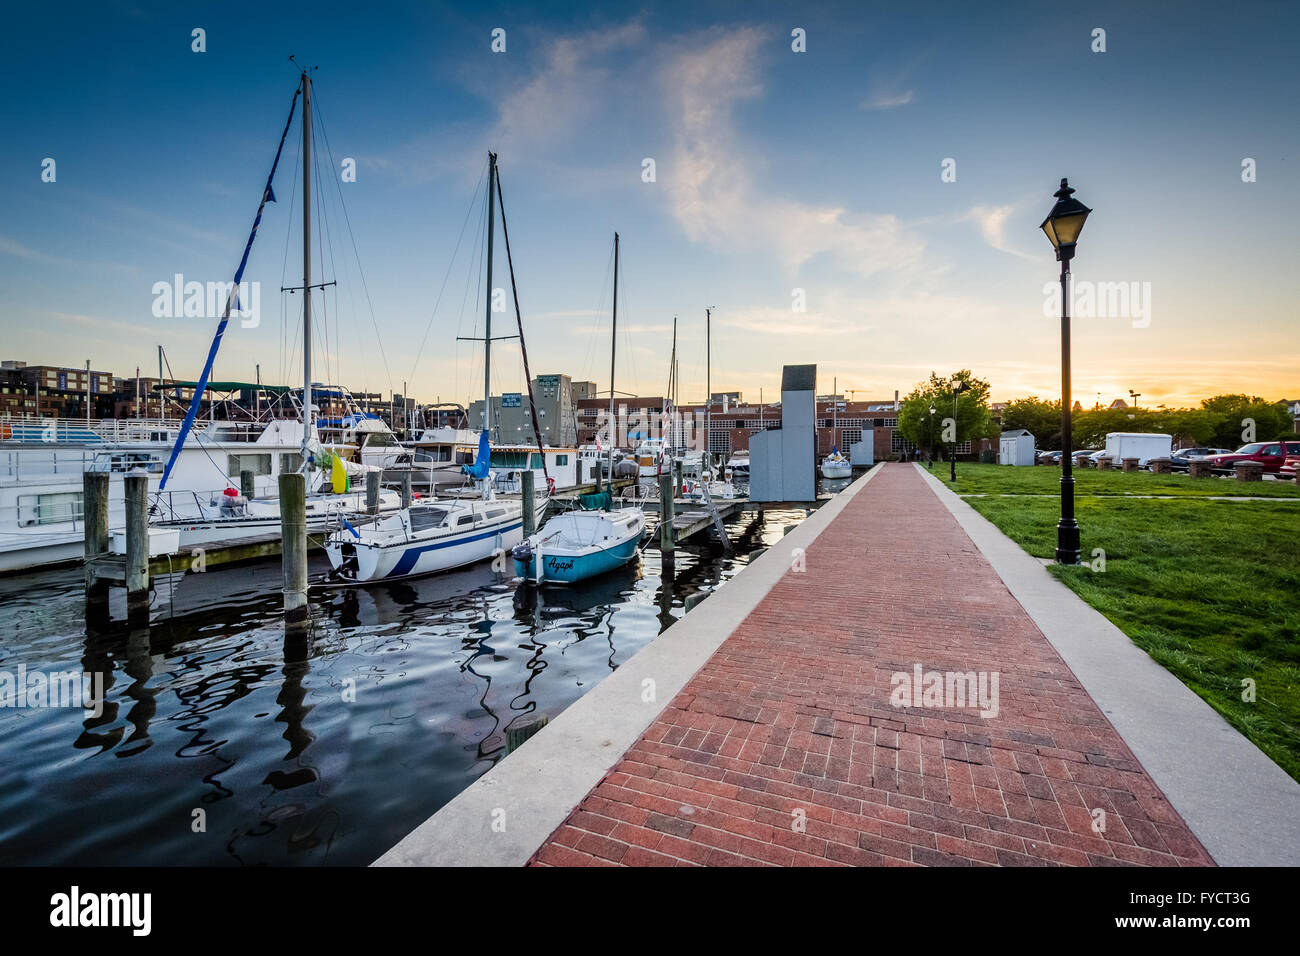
[159,89,300,490]
[461,429,491,479]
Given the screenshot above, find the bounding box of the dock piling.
[240,468,255,500]
[399,470,412,509]
[365,471,380,515]
[506,715,549,754]
[124,470,150,621]
[279,472,308,626]
[83,472,110,615]
[658,472,675,568]
[521,470,536,536]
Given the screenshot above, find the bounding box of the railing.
[0,415,207,445]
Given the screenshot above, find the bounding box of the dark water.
[0,507,808,866]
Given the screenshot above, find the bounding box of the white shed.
[999,429,1036,466]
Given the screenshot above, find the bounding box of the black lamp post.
[1040,178,1092,565]
[949,381,969,482]
[928,404,936,469]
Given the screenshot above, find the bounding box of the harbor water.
[0,506,809,866]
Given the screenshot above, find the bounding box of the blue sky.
[1,0,1296,409]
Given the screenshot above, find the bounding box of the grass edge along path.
[960,490,1300,784]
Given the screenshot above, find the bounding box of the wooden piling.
[673,459,682,498]
[506,715,549,754]
[521,469,536,536]
[399,470,412,509]
[240,468,255,499]
[84,472,109,613]
[124,471,150,621]
[279,472,308,625]
[366,471,380,515]
[658,472,675,563]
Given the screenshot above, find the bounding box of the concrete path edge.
[372,466,885,866]
[915,463,1300,866]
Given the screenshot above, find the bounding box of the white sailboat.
[511,232,644,585]
[325,152,547,583]
[820,377,852,478]
[146,71,405,549]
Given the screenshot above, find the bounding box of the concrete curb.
[373,465,886,866]
[914,463,1300,866]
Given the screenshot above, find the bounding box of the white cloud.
[661,28,925,278]
[964,204,1036,260]
[860,89,914,110]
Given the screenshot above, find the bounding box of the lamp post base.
[1055,520,1081,565]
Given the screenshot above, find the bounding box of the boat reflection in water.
[0,508,807,866]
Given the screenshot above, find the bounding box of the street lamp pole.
[949,380,968,483]
[928,404,936,470]
[1040,178,1092,565]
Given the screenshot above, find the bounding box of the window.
[486,509,506,519]
[555,454,568,465]
[489,450,530,468]
[228,454,272,477]
[18,492,82,527]
[457,514,476,526]
[840,428,862,448]
[279,453,303,474]
[530,453,543,469]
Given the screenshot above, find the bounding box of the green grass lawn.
[943,461,1300,498]
[959,485,1300,782]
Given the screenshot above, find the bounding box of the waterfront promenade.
[378,462,1300,867]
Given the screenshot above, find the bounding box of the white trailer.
[1102,432,1172,466]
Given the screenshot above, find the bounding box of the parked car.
[1072,449,1097,466]
[1280,455,1300,481]
[1036,450,1058,465]
[1168,447,1232,472]
[1087,450,1109,466]
[1205,441,1300,474]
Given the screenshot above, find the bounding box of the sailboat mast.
[608,232,618,481]
[484,153,496,441]
[669,315,677,449]
[300,71,313,462]
[705,307,711,467]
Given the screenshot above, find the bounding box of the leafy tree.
[1199,394,1292,448]
[1001,397,1063,449]
[897,370,997,458]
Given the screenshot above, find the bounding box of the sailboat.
[511,233,644,584]
[149,68,402,549]
[325,152,547,583]
[820,377,852,478]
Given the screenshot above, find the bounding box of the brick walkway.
[529,464,1213,867]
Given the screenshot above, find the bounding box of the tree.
[897,370,997,458]
[1199,394,1292,448]
[1001,397,1063,450]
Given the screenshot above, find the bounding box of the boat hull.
[514,533,639,584]
[820,460,852,479]
[329,516,523,581]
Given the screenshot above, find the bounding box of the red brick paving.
[529,464,1214,867]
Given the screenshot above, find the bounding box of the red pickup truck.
[1207,441,1300,474]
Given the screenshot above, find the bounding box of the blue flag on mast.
[159,88,300,491]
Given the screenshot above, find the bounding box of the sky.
[1,0,1296,411]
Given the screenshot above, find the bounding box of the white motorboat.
[725,449,750,480]
[820,448,852,479]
